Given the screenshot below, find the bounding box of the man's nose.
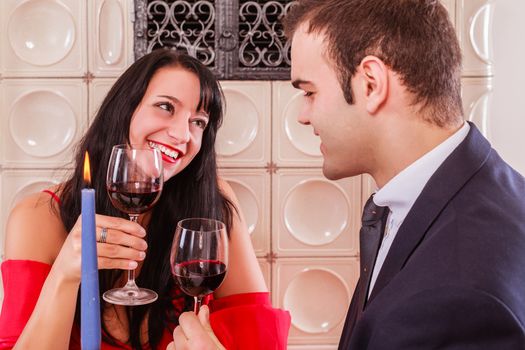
[297,111,311,126]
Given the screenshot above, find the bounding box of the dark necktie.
[338,195,389,350]
[356,195,389,314]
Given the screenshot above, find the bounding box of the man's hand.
[167,305,226,350]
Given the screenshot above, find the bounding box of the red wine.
[173,260,227,297]
[107,181,161,214]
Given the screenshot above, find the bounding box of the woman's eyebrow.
[157,95,181,104]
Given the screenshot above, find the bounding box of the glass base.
[103,287,158,306]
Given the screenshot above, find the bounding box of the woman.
[0,50,290,349]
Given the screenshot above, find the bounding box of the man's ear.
[358,55,389,114]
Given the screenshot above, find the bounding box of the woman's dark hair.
[58,49,235,349]
[284,0,463,127]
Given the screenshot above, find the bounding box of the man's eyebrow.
[291,79,312,89]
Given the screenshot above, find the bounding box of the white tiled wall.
[89,78,118,120]
[216,81,272,167]
[220,168,271,257]
[272,169,360,257]
[0,0,502,347]
[490,0,525,176]
[0,0,87,77]
[1,79,87,168]
[273,258,359,345]
[462,77,493,139]
[456,0,494,77]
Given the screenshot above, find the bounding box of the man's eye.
[157,102,174,113]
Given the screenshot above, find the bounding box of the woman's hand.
[53,214,148,283]
[167,305,225,350]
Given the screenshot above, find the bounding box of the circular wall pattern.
[99,0,123,65]
[8,0,76,66]
[216,90,258,156]
[283,268,349,333]
[9,90,76,157]
[469,91,491,138]
[284,179,349,246]
[283,93,321,157]
[227,180,259,235]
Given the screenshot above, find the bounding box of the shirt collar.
[373,122,470,224]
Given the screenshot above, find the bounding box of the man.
[283,0,525,349]
[171,0,525,348]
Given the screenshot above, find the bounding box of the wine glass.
[170,218,228,313]
[104,144,163,305]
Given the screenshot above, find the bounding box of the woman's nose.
[167,114,191,143]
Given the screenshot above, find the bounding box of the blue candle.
[81,152,101,349]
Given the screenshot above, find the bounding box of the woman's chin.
[163,166,182,182]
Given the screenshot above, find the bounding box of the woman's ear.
[358,56,389,114]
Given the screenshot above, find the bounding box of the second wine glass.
[170,218,228,313]
[104,144,163,305]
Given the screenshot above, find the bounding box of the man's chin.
[322,164,361,181]
[322,167,344,181]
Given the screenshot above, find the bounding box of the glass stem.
[126,214,140,290]
[194,296,202,314]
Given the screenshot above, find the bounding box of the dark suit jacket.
[339,123,525,349]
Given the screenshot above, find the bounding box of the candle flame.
[83,151,92,186]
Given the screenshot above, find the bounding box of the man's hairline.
[290,20,341,77]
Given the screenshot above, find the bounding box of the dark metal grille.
[238,1,293,69]
[141,1,216,66]
[134,0,296,80]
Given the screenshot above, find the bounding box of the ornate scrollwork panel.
[134,0,295,80]
[135,0,217,68]
[238,1,292,68]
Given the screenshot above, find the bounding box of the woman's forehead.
[146,67,203,105]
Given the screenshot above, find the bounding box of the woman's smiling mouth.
[148,140,182,163]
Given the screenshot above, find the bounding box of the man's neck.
[371,118,463,188]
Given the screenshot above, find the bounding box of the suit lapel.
[339,279,361,349]
[368,123,492,303]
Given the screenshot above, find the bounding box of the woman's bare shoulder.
[217,177,237,202]
[4,189,68,264]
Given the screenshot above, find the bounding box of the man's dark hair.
[284,0,463,126]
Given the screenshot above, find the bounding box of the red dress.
[0,192,290,349]
[0,259,290,349]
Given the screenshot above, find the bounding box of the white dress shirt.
[368,122,470,297]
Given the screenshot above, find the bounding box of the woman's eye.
[191,119,208,129]
[157,102,174,113]
[303,91,313,97]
